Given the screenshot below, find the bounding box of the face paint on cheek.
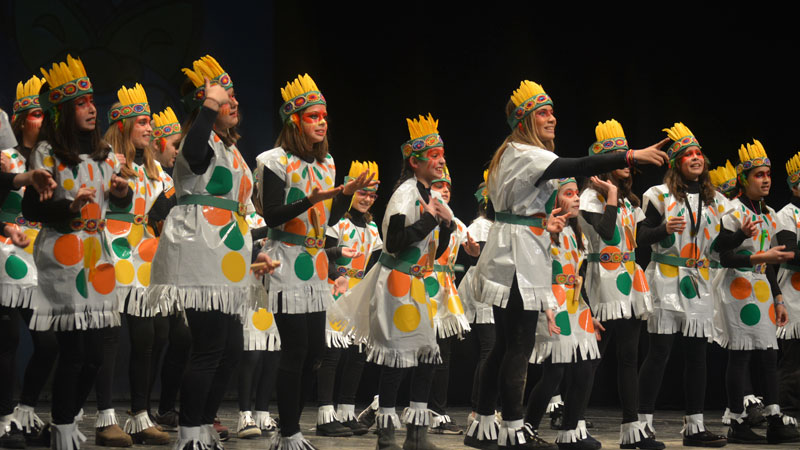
[219,104,231,115]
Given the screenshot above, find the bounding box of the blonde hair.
[103,105,159,180]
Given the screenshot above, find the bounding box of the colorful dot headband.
[280,90,326,123]
[667,135,701,164]
[589,137,629,155]
[38,55,93,112]
[558,177,577,187]
[182,72,233,111]
[13,95,40,116]
[735,140,770,187]
[589,119,628,155]
[507,80,552,130]
[787,152,800,187]
[152,107,181,140]
[709,161,737,194]
[401,133,444,160]
[12,75,45,121]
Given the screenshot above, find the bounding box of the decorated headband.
[507,80,552,130]
[589,119,628,155]
[152,107,181,140]
[787,152,800,187]
[181,55,233,111]
[401,113,443,160]
[432,165,452,186]
[280,73,326,123]
[474,169,488,203]
[13,75,45,119]
[709,160,737,194]
[38,54,93,112]
[558,177,577,187]
[108,83,150,124]
[736,139,770,183]
[662,122,701,167]
[345,160,379,192]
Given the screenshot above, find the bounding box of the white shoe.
[237,411,261,439]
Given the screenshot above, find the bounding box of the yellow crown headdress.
[346,160,379,192]
[152,107,181,140]
[432,165,452,186]
[279,74,326,123]
[181,55,232,110]
[589,119,628,155]
[108,83,150,124]
[709,160,737,194]
[508,80,552,130]
[13,75,45,119]
[39,54,92,111]
[787,152,800,187]
[736,139,770,182]
[663,122,701,167]
[474,169,489,203]
[400,113,443,160]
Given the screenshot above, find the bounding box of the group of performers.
[0,52,799,450]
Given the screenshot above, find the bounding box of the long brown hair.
[664,155,716,204]
[487,100,555,191]
[103,108,159,180]
[587,169,641,208]
[274,115,328,163]
[551,183,585,252]
[179,79,240,148]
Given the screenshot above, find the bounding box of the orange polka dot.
[704,228,711,240]
[680,243,699,259]
[351,254,366,270]
[106,219,131,235]
[134,198,146,215]
[213,134,221,143]
[203,206,232,226]
[58,163,67,171]
[82,203,100,221]
[563,236,570,249]
[138,238,158,262]
[633,268,649,292]
[308,202,327,228]
[315,252,328,280]
[387,270,411,297]
[600,246,621,271]
[54,234,83,266]
[791,272,800,291]
[284,219,307,246]
[730,277,752,300]
[0,236,10,245]
[91,263,115,294]
[552,284,566,306]
[562,263,575,276]
[624,228,634,250]
[238,176,252,204]
[88,164,94,181]
[437,247,451,265]
[667,201,677,212]
[579,309,594,333]
[769,303,777,325]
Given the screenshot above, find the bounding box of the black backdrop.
[3,1,798,411]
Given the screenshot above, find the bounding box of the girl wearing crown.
[713,140,800,444]
[150,107,182,171]
[634,123,728,447]
[255,73,373,449]
[20,55,131,450]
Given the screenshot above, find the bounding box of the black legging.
[378,364,436,408]
[18,308,58,408]
[429,335,454,415]
[151,314,191,414]
[470,323,496,412]
[727,349,779,414]
[179,310,243,427]
[52,329,105,424]
[94,326,120,412]
[525,356,594,431]
[238,350,280,412]
[0,306,20,416]
[126,314,160,413]
[273,309,326,436]
[638,332,707,415]
[316,345,366,407]
[596,317,641,424]
[476,276,539,421]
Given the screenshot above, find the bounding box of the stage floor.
[43,404,792,449]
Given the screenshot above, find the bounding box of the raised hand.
[29,169,57,201]
[666,216,686,234]
[4,224,30,249]
[110,174,130,198]
[741,215,761,238]
[341,247,362,259]
[69,187,96,213]
[308,185,343,204]
[632,138,670,166]
[115,153,127,166]
[462,232,480,257]
[342,171,378,195]
[546,207,568,233]
[590,176,618,205]
[333,276,348,295]
[252,252,280,277]
[419,194,438,218]
[202,77,230,111]
[432,198,452,225]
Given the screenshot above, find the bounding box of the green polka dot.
[205,167,233,195]
[397,247,421,265]
[415,200,420,206]
[555,311,571,336]
[302,167,309,179]
[659,234,675,248]
[349,229,356,239]
[335,256,352,266]
[424,277,439,297]
[109,199,130,212]
[219,222,244,251]
[552,260,563,275]
[71,166,79,178]
[602,226,621,246]
[10,153,17,159]
[313,167,323,179]
[5,255,28,280]
[286,187,305,204]
[112,238,132,259]
[740,303,761,326]
[369,223,378,229]
[294,253,314,281]
[569,235,577,249]
[679,276,698,299]
[1,192,22,214]
[76,270,88,298]
[616,272,632,295]
[545,191,556,215]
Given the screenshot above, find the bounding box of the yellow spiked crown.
[181,55,232,110]
[663,122,701,166]
[507,80,552,130]
[589,119,628,155]
[279,74,326,123]
[709,160,737,194]
[13,75,45,117]
[736,139,770,182]
[401,113,443,160]
[474,169,488,203]
[346,161,379,192]
[39,54,92,111]
[152,107,181,140]
[786,152,800,187]
[108,83,150,124]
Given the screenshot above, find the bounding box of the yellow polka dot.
[43,156,55,167]
[625,260,636,275]
[291,172,301,183]
[323,199,332,213]
[343,234,350,242]
[427,299,438,324]
[718,204,725,213]
[566,289,578,313]
[715,224,720,232]
[734,211,741,219]
[137,262,151,286]
[221,251,246,282]
[411,277,426,304]
[659,263,679,278]
[551,248,560,256]
[279,156,288,165]
[393,304,421,332]
[236,214,249,235]
[565,252,572,261]
[127,224,144,247]
[115,260,135,284]
[324,176,333,186]
[699,267,710,281]
[140,186,146,195]
[83,237,101,269]
[23,229,38,254]
[252,309,274,330]
[329,319,345,332]
[63,179,74,191]
[348,277,360,289]
[754,280,771,302]
[447,294,464,314]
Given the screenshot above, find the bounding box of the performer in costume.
[465,84,668,450]
[524,177,602,450]
[21,55,132,450]
[315,161,382,438]
[147,55,269,450]
[714,140,800,445]
[255,73,373,449]
[635,123,728,447]
[151,107,181,171]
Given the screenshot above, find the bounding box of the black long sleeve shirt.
[538,152,628,185]
[636,180,702,249]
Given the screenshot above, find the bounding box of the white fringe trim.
[317,405,337,425]
[472,306,495,324]
[123,411,156,434]
[12,404,44,433]
[254,411,276,431]
[497,419,527,446]
[75,409,84,422]
[477,276,555,311]
[95,409,118,427]
[325,329,351,349]
[638,413,653,431]
[778,322,800,339]
[274,431,316,450]
[465,414,498,441]
[0,284,36,309]
[619,421,648,444]
[721,408,743,425]
[336,404,356,422]
[174,425,209,450]
[430,412,451,428]
[202,424,221,447]
[531,337,601,364]
[30,308,120,331]
[266,284,331,314]
[555,429,579,443]
[593,300,635,322]
[121,287,163,317]
[763,403,779,416]
[744,394,763,408]
[243,328,281,351]
[50,422,86,450]
[147,283,266,320]
[402,402,430,426]
[1,415,21,436]
[546,396,563,414]
[433,311,472,339]
[365,344,441,368]
[576,420,589,439]
[647,313,715,341]
[714,331,778,350]
[681,414,706,436]
[376,409,400,429]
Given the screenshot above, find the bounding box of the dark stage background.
[3,1,799,412]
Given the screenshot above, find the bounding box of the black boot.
[682,430,726,448]
[726,419,766,444]
[403,424,441,450]
[766,414,800,444]
[376,422,401,450]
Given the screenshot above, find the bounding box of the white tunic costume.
[774,202,800,339]
[242,213,280,351]
[431,217,470,338]
[458,216,494,324]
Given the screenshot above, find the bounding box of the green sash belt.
[267,228,325,249]
[495,211,546,228]
[106,212,148,224]
[379,252,430,278]
[651,253,716,269]
[586,251,636,263]
[178,194,246,215]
